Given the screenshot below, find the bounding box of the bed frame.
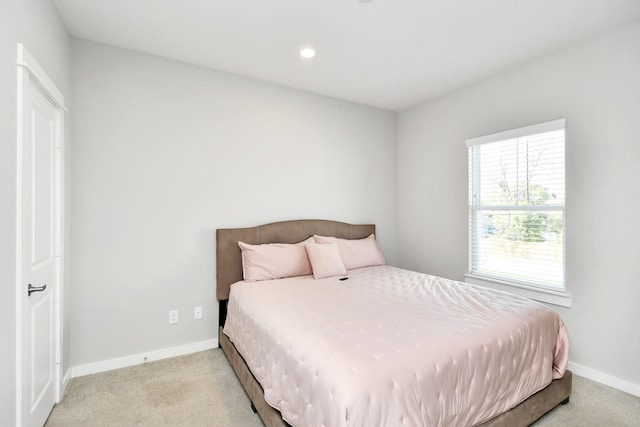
[216,219,572,427]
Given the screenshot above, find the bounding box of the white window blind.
[466,119,565,291]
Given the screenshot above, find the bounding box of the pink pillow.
[313,234,385,270]
[238,238,313,282]
[305,242,347,279]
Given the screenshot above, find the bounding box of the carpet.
[46,349,262,426]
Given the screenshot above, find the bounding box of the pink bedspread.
[223,265,569,427]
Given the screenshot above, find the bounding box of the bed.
[216,219,571,427]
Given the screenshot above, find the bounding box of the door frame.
[15,43,67,426]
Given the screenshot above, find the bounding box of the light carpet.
[46,349,640,426]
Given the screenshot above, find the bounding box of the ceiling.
[53,0,640,111]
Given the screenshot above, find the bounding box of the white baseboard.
[568,361,640,397]
[62,368,72,393]
[71,338,218,378]
[56,367,73,403]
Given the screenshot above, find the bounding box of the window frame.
[465,119,571,307]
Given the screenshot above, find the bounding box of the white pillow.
[305,242,347,279]
[238,237,313,282]
[313,234,385,270]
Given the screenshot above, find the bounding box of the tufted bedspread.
[223,265,569,427]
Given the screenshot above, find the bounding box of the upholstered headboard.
[216,219,375,301]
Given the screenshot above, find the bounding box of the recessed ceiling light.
[299,46,316,59]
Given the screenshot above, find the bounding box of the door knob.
[28,284,47,296]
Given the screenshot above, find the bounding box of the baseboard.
[568,361,640,397]
[71,338,218,378]
[62,368,72,393]
[56,367,73,403]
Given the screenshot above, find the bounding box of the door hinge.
[55,349,61,364]
[56,243,62,257]
[56,134,62,149]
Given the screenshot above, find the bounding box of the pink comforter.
[223,265,569,427]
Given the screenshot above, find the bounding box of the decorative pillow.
[313,234,385,270]
[238,237,313,282]
[305,242,347,279]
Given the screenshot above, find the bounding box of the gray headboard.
[216,219,375,301]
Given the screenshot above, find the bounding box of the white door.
[17,45,64,427]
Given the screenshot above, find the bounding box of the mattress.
[223,265,569,427]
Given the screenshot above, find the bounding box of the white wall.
[398,21,640,387]
[0,1,70,425]
[69,39,398,367]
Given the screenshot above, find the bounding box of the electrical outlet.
[194,306,202,320]
[168,309,179,325]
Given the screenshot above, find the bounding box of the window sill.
[464,273,572,308]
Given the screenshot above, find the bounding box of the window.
[466,119,566,297]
